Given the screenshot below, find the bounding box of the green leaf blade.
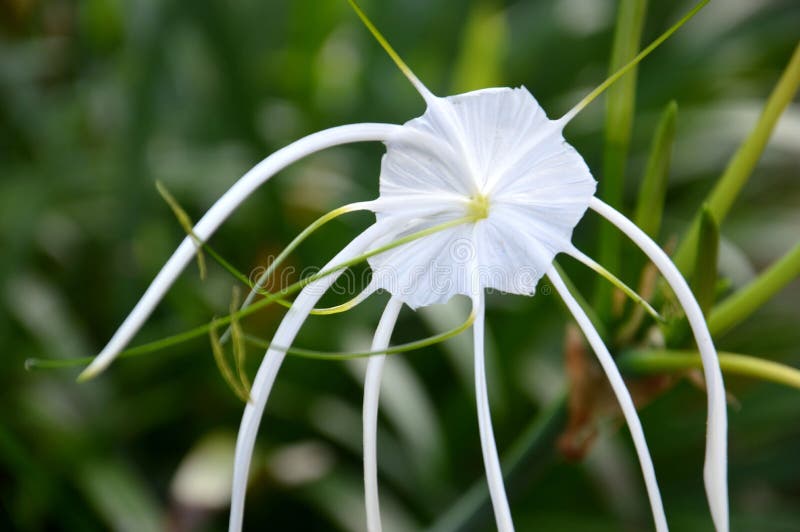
[673,42,800,275]
[635,100,678,239]
[595,0,648,319]
[709,241,800,336]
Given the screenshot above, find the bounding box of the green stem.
[25,310,474,370]
[618,349,800,390]
[673,42,800,275]
[241,311,473,361]
[709,241,800,336]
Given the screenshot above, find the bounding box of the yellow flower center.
[467,194,490,220]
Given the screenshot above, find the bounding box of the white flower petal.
[229,221,395,532]
[81,123,402,379]
[590,197,728,532]
[547,266,668,532]
[371,86,595,308]
[363,297,404,532]
[368,218,476,309]
[472,289,514,531]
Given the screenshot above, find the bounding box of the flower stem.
[618,350,800,390]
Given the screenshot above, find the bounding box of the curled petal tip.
[76,362,103,382]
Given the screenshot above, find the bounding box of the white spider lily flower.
[367,86,595,309]
[79,2,728,531]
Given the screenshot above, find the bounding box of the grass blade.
[692,206,720,317]
[709,241,800,336]
[634,101,677,239]
[594,0,648,319]
[673,42,800,275]
[450,3,508,92]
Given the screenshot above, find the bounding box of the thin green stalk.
[177,219,372,317]
[229,288,251,394]
[25,308,474,370]
[552,262,607,340]
[223,201,370,341]
[25,217,473,371]
[347,0,431,98]
[156,180,207,279]
[673,42,800,275]
[709,241,800,336]
[618,349,800,390]
[594,0,648,319]
[634,101,677,239]
[563,0,708,122]
[241,311,474,361]
[209,324,250,402]
[571,251,663,322]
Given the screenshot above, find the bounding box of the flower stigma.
[467,193,491,220]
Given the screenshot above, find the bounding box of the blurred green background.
[2,0,799,530]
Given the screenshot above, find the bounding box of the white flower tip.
[704,454,730,531]
[77,358,108,382]
[78,340,128,381]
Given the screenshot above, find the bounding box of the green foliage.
[673,42,800,276]
[3,1,799,530]
[634,101,677,240]
[594,0,648,319]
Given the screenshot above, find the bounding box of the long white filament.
[363,297,404,532]
[589,197,728,532]
[229,223,389,532]
[473,289,514,532]
[547,266,668,532]
[80,123,403,379]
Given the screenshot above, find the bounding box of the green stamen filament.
[157,183,374,319]
[26,306,475,370]
[28,216,473,371]
[560,0,709,124]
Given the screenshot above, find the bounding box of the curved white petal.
[368,216,476,309]
[80,123,403,379]
[547,266,668,532]
[363,297,404,532]
[472,289,514,532]
[229,222,393,532]
[590,197,728,532]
